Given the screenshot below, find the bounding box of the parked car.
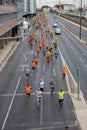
[55,28,61,35]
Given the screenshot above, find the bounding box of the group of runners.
[25,13,67,107]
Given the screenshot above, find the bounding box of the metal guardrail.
[0,36,22,40]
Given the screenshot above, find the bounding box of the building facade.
[29,0,36,15]
[0,0,37,49]
[0,0,24,48]
[23,0,36,17]
[62,4,75,11]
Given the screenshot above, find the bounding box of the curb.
[64,27,87,47]
[0,41,20,71]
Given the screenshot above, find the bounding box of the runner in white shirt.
[26,68,30,80]
[36,88,43,108]
[39,79,45,92]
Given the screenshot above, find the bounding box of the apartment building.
[29,0,36,15]
[23,0,36,18]
[0,0,37,49]
[0,0,24,48]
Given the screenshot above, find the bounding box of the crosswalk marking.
[0,91,69,97]
[26,123,77,130]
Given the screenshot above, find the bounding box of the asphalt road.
[0,16,80,130]
[51,14,87,41]
[47,13,87,101]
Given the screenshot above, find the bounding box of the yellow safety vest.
[58,91,64,99]
[47,51,51,56]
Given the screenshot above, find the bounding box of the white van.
[55,28,61,35]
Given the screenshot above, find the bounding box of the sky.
[36,0,87,8]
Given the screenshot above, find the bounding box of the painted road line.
[85,64,87,68]
[53,68,56,76]
[27,123,77,130]
[21,64,30,71]
[40,97,43,126]
[25,57,27,62]
[1,76,21,130]
[43,64,45,71]
[74,51,78,56]
[20,64,30,67]
[42,75,44,81]
[22,66,24,71]
[0,91,69,97]
[71,46,73,50]
[79,57,83,63]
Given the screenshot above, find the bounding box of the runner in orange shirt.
[36,47,40,55]
[39,42,42,50]
[25,84,31,98]
[45,43,49,50]
[62,66,67,79]
[31,61,36,70]
[34,57,39,65]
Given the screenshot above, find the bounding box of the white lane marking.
[53,68,56,76]
[25,57,27,62]
[0,91,69,97]
[20,64,29,67]
[71,46,73,50]
[43,64,45,71]
[1,77,21,130]
[42,75,44,80]
[85,64,87,68]
[79,57,83,63]
[40,97,43,126]
[26,123,77,130]
[21,64,30,71]
[22,66,24,71]
[74,51,78,55]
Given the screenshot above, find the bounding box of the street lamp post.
[79,0,82,39]
[77,67,80,100]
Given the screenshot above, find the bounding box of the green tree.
[78,7,83,12]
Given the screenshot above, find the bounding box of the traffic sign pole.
[77,67,80,100]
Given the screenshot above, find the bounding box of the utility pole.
[77,67,80,100]
[74,0,75,11]
[79,0,82,39]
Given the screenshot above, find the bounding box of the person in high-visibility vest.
[46,49,51,56]
[58,89,64,104]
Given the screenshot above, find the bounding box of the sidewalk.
[0,41,19,71]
